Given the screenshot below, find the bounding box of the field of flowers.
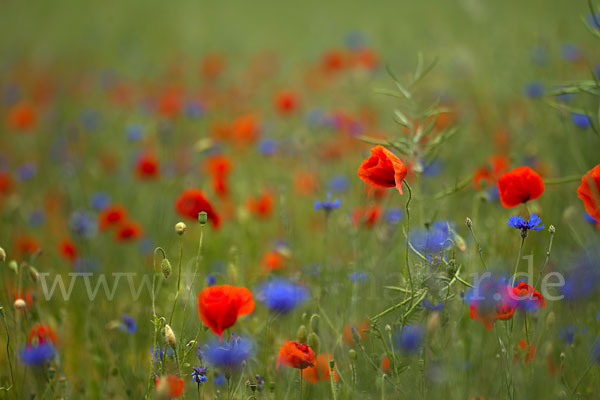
[2,0,600,399]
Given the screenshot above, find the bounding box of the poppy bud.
[465,217,472,228]
[8,260,18,273]
[297,325,308,343]
[348,349,357,360]
[308,332,320,354]
[549,225,555,234]
[385,324,391,332]
[28,266,39,283]
[14,299,26,310]
[198,211,208,225]
[161,259,172,279]
[0,247,5,262]
[164,324,176,349]
[175,222,186,235]
[310,314,320,333]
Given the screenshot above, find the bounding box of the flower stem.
[181,225,205,342]
[402,180,415,328]
[168,236,184,326]
[544,175,581,185]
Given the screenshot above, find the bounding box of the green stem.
[329,361,337,400]
[181,225,205,342]
[402,181,414,327]
[511,236,526,286]
[0,308,14,390]
[169,236,184,326]
[543,176,581,185]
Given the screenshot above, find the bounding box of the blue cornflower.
[572,113,592,129]
[314,193,341,212]
[418,299,444,311]
[90,192,111,211]
[16,162,37,181]
[394,325,424,354]
[349,272,369,283]
[524,82,544,99]
[206,275,217,286]
[485,186,499,202]
[150,345,174,363]
[409,221,452,255]
[120,314,137,334]
[191,366,208,383]
[507,214,544,232]
[204,335,253,370]
[69,210,97,239]
[81,109,101,132]
[587,12,600,29]
[584,212,599,226]
[561,43,581,62]
[328,175,349,193]
[560,247,600,301]
[213,373,226,386]
[422,159,443,177]
[29,209,46,227]
[257,138,278,156]
[257,279,308,314]
[185,101,206,118]
[559,326,575,345]
[126,123,144,142]
[385,208,403,224]
[20,343,56,366]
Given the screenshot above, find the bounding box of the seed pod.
[14,299,26,310]
[175,222,187,235]
[348,349,357,360]
[310,314,320,333]
[198,211,208,225]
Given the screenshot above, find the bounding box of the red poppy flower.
[261,250,286,271]
[98,205,128,230]
[304,354,338,384]
[343,320,369,344]
[201,53,226,80]
[207,155,232,198]
[58,238,77,263]
[15,235,40,257]
[497,166,545,208]
[0,171,15,196]
[6,102,37,131]
[294,170,319,195]
[246,191,274,218]
[577,164,600,223]
[321,50,347,74]
[174,189,220,228]
[351,205,381,227]
[232,114,259,145]
[351,48,378,71]
[158,88,182,118]
[357,145,408,195]
[512,281,546,309]
[114,221,143,242]
[154,375,184,399]
[516,339,536,363]
[28,323,58,346]
[472,155,509,190]
[274,90,299,115]
[135,153,160,179]
[276,341,315,370]
[381,356,390,372]
[197,285,254,339]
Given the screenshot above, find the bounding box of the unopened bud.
[384,324,391,332]
[297,325,308,343]
[175,222,187,235]
[549,225,555,234]
[28,266,39,283]
[310,314,320,333]
[14,299,26,310]
[465,217,472,228]
[8,260,18,273]
[348,349,357,360]
[0,247,5,262]
[328,359,336,370]
[164,324,176,349]
[308,332,320,354]
[161,259,172,279]
[198,211,208,225]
